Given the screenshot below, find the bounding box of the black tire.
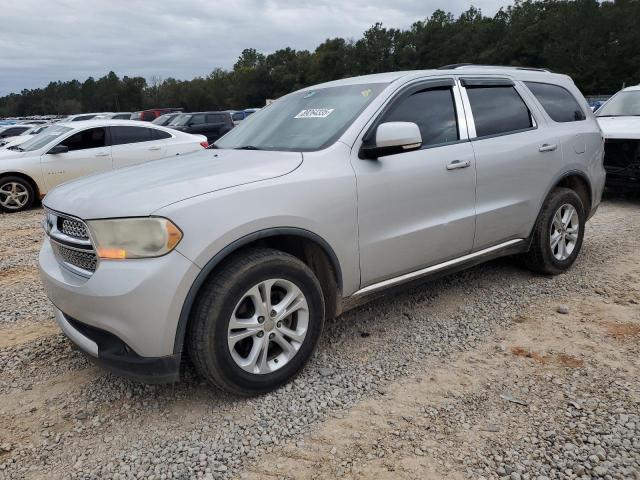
[187,248,325,396]
[0,176,35,213]
[524,187,585,275]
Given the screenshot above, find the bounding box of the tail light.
[200,140,208,148]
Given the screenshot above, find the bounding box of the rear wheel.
[524,187,585,274]
[187,248,325,396]
[0,176,35,213]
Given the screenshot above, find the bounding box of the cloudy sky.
[0,0,507,96]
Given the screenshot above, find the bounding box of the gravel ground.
[0,194,638,480]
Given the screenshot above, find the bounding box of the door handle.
[446,159,471,170]
[538,143,558,153]
[95,152,110,157]
[148,146,162,151]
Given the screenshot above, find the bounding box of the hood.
[596,116,640,140]
[0,148,28,160]
[43,149,303,219]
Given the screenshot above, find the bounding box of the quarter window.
[525,82,586,122]
[466,86,533,137]
[110,126,154,145]
[381,87,459,147]
[60,128,107,151]
[152,129,172,140]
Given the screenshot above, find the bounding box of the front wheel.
[187,248,325,396]
[0,176,35,213]
[524,187,585,275]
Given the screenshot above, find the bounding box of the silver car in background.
[39,66,605,395]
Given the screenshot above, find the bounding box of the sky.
[0,0,507,96]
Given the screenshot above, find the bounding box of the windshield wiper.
[7,146,24,151]
[234,145,262,150]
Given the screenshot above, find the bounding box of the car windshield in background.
[152,114,172,125]
[597,91,640,117]
[168,114,192,126]
[15,125,72,151]
[215,83,388,151]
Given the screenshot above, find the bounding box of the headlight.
[87,217,183,259]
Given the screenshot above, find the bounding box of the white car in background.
[93,112,132,120]
[57,113,113,122]
[0,120,208,212]
[596,84,640,188]
[0,124,51,149]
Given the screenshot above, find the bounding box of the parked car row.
[34,66,607,395]
[0,124,51,148]
[132,108,260,142]
[0,120,208,212]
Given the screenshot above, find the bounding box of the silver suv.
[39,66,605,395]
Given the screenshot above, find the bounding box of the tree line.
[2,0,639,116]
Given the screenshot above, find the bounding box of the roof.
[54,119,173,129]
[301,66,572,90]
[622,84,640,91]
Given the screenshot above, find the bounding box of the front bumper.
[39,237,201,379]
[603,139,640,186]
[55,309,181,383]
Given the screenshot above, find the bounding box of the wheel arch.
[173,227,343,354]
[0,171,41,200]
[554,171,592,216]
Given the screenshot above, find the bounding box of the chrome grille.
[51,242,98,272]
[60,218,89,240]
[44,209,97,277]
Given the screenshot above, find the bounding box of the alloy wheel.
[550,203,580,261]
[227,279,309,374]
[0,182,29,210]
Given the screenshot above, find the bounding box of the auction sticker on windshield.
[295,108,335,119]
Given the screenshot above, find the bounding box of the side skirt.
[343,238,529,309]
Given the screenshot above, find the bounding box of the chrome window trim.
[456,78,476,138]
[458,77,541,140]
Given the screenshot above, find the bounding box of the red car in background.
[130,108,183,122]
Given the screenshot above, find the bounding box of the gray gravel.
[0,196,639,479]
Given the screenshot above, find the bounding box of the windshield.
[168,114,192,126]
[597,91,640,117]
[16,125,72,151]
[152,115,171,125]
[215,83,388,151]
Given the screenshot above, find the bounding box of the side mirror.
[47,144,69,155]
[360,122,422,159]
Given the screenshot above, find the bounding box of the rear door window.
[110,126,155,145]
[465,85,533,137]
[191,114,206,125]
[525,82,586,122]
[60,128,107,151]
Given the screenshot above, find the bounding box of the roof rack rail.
[437,63,552,73]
